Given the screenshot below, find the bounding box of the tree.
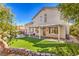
[0,4,16,48]
[58,3,79,23]
[58,3,79,38]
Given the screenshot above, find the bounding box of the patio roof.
[30,24,66,28]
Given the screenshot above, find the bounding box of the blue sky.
[6,3,58,25]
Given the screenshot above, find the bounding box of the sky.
[6,3,58,26]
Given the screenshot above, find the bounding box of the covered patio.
[28,24,68,41]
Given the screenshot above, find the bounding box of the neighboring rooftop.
[25,22,33,26]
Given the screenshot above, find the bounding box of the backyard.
[8,37,79,56]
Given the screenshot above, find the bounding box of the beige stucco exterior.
[33,8,66,27]
[25,7,68,39]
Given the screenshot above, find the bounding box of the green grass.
[8,37,62,51]
[8,37,79,56]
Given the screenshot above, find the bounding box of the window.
[40,16,42,20]
[44,14,47,23]
[51,27,54,33]
[49,27,58,34]
[54,27,58,34]
[40,16,42,24]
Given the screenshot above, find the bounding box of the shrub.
[70,24,79,37]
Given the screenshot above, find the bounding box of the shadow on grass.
[33,43,67,48]
[33,43,79,48]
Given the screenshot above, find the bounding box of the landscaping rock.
[0,47,56,56]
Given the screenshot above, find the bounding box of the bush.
[70,24,79,37]
[37,43,79,56]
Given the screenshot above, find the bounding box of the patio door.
[43,27,46,36]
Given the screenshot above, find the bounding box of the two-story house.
[26,7,70,40]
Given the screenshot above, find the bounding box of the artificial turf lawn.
[8,37,79,55]
[8,37,63,51]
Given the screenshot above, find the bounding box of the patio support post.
[58,25,60,42]
[34,27,36,36]
[39,27,41,39]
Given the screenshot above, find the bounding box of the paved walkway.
[68,35,79,43]
[16,34,25,38]
[44,36,79,43]
[44,39,65,43]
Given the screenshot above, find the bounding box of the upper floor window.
[40,16,42,20]
[40,16,42,24]
[44,14,47,23]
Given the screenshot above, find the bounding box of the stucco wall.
[32,8,67,39]
[33,8,66,27]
